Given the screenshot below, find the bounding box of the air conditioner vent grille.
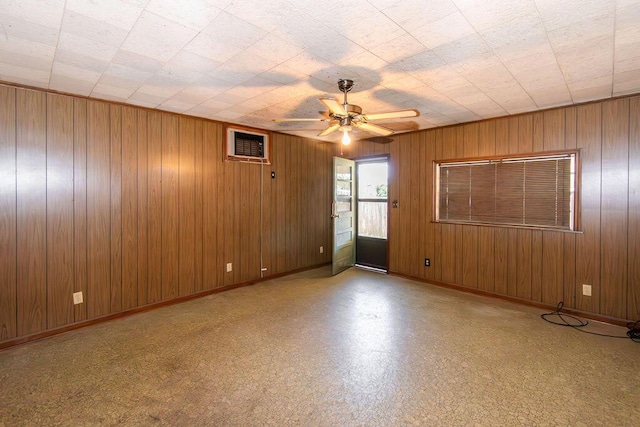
[234,131,264,158]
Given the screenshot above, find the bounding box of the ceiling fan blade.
[273,118,327,123]
[318,123,340,137]
[353,121,394,137]
[319,98,346,116]
[361,109,420,121]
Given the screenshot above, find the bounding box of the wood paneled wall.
[0,85,333,344]
[344,95,640,322]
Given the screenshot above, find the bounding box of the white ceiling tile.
[433,34,493,69]
[570,84,612,103]
[128,90,166,107]
[368,33,426,64]
[454,0,538,32]
[280,53,330,76]
[184,12,267,62]
[0,0,636,142]
[527,85,573,108]
[57,32,118,63]
[480,13,548,60]
[340,8,406,48]
[159,98,197,113]
[127,98,160,109]
[61,10,130,48]
[52,50,109,76]
[0,46,53,73]
[51,61,101,84]
[136,83,181,99]
[614,69,640,95]
[223,0,293,32]
[49,74,95,95]
[245,34,303,65]
[0,15,59,46]
[374,0,458,32]
[66,0,142,30]
[111,50,163,73]
[145,0,222,31]
[0,62,50,87]
[92,83,136,101]
[0,0,65,28]
[121,11,198,62]
[535,0,614,32]
[411,12,476,49]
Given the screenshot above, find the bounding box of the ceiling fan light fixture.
[341,131,351,145]
[339,116,352,132]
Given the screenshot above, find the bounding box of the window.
[435,151,578,231]
[357,161,388,239]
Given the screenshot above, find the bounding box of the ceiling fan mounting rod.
[337,79,354,106]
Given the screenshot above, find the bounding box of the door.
[332,156,356,275]
[355,159,388,270]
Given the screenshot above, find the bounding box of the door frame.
[355,155,390,272]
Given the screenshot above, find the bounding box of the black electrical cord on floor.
[541,302,640,343]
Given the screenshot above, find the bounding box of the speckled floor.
[1,267,638,426]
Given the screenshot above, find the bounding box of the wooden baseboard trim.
[0,262,330,350]
[388,270,632,327]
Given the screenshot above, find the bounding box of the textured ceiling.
[1,0,639,143]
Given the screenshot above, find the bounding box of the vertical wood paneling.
[136,110,148,305]
[289,138,300,270]
[531,113,544,302]
[628,97,640,320]
[215,124,226,286]
[388,137,400,272]
[297,141,307,268]
[477,121,495,293]
[86,101,111,318]
[121,107,137,310]
[4,84,640,346]
[423,131,435,281]
[46,94,74,329]
[575,103,602,313]
[440,128,457,282]
[110,105,122,314]
[410,133,422,277]
[563,107,578,308]
[494,119,509,295]
[433,129,443,282]
[73,99,87,322]
[516,116,533,300]
[600,99,628,318]
[262,145,273,275]
[454,127,465,286]
[161,114,179,299]
[147,112,162,303]
[0,86,17,340]
[201,121,217,289]
[462,123,478,288]
[16,90,47,336]
[541,108,566,305]
[178,117,195,296]
[194,121,203,292]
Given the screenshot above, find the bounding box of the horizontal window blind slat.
[436,154,575,230]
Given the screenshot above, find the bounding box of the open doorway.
[355,158,388,271]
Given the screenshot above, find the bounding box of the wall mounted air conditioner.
[226,126,270,164]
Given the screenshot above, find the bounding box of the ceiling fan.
[274,79,420,145]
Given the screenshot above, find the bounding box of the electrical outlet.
[582,284,592,296]
[226,263,232,273]
[320,246,324,254]
[424,258,430,267]
[73,291,83,305]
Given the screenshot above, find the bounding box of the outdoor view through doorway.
[356,159,388,271]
